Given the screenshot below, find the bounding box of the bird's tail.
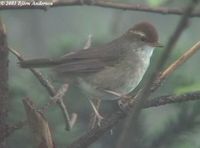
[19,58,62,68]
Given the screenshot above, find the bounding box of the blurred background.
[2,0,200,147]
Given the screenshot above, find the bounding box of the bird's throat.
[135,46,154,65]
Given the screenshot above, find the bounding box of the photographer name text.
[0,1,53,6]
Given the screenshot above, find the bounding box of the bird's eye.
[140,36,146,42]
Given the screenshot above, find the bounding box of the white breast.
[123,45,154,93]
[135,45,154,65]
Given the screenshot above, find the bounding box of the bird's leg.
[104,89,130,100]
[104,90,122,97]
[88,99,103,128]
[104,89,132,113]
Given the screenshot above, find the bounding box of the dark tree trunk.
[0,19,9,148]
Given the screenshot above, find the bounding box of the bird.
[19,22,162,123]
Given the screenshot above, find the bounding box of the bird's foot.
[89,108,104,129]
[118,95,132,114]
[118,100,129,114]
[96,112,104,127]
[88,99,104,128]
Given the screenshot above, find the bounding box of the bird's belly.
[119,67,145,94]
[78,60,149,100]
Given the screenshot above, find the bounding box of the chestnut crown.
[126,22,160,46]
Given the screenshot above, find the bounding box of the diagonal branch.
[159,40,200,80]
[9,48,56,95]
[23,98,55,148]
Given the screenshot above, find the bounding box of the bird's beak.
[153,41,163,48]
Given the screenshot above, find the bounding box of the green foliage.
[145,0,165,6]
[48,35,83,56]
[175,84,200,94]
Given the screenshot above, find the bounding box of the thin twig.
[8,47,77,130]
[40,84,69,113]
[159,40,200,80]
[9,47,56,95]
[82,34,103,129]
[40,83,77,130]
[150,40,200,90]
[0,0,200,18]
[83,34,92,50]
[144,91,200,108]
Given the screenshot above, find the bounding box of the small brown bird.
[20,22,162,121]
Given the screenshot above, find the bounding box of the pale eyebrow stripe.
[130,30,146,37]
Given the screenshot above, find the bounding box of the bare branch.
[9,48,77,131]
[23,98,55,148]
[144,91,200,108]
[0,0,200,18]
[9,48,56,96]
[149,40,200,91]
[83,34,92,50]
[40,84,69,112]
[40,84,77,130]
[159,40,200,80]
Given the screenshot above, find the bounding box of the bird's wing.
[19,38,124,75]
[55,41,123,75]
[54,59,106,74]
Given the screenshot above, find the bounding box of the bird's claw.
[96,114,104,127]
[118,95,133,114]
